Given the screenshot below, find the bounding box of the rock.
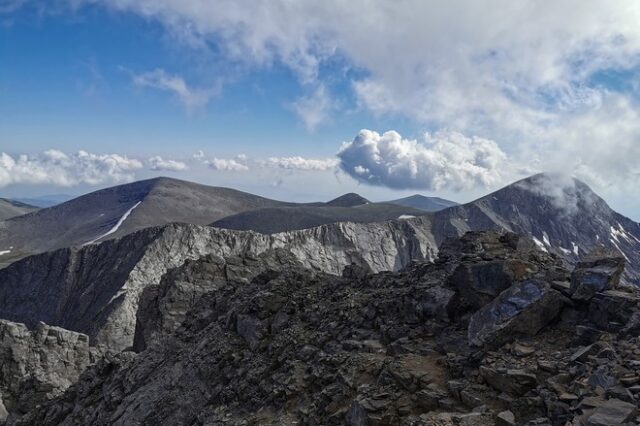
[513,343,536,357]
[236,314,264,350]
[0,320,102,420]
[468,279,565,347]
[449,260,515,309]
[570,247,625,301]
[587,290,640,331]
[496,410,516,426]
[585,398,637,425]
[0,397,8,423]
[570,343,601,363]
[479,367,537,396]
[417,286,456,321]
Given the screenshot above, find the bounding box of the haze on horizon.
[2,1,640,220]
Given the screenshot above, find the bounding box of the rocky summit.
[3,231,640,425]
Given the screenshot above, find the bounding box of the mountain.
[8,231,640,425]
[388,194,458,212]
[0,198,38,221]
[11,194,74,208]
[211,203,426,234]
[325,192,370,207]
[432,173,640,285]
[0,177,291,266]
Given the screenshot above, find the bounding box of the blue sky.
[2,1,640,219]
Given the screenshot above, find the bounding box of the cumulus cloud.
[337,129,508,191]
[0,150,143,187]
[131,68,218,112]
[262,156,339,171]
[148,156,188,172]
[206,155,249,172]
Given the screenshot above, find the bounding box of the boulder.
[479,366,538,395]
[570,247,625,301]
[468,279,565,348]
[496,410,516,426]
[585,398,637,426]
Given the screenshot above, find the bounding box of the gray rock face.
[0,320,101,421]
[133,250,302,352]
[570,247,626,301]
[468,279,565,348]
[0,218,437,352]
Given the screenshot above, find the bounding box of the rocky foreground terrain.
[1,230,639,425]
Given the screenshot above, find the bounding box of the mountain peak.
[325,193,370,207]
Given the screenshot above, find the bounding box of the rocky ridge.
[8,231,640,425]
[0,217,436,352]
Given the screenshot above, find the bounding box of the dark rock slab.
[468,279,565,348]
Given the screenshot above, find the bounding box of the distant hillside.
[325,193,370,207]
[0,177,291,266]
[211,203,426,234]
[12,194,74,208]
[0,198,38,221]
[388,194,458,212]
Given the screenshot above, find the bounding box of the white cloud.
[0,150,143,187]
[262,156,339,171]
[131,68,218,112]
[291,85,332,132]
[148,156,188,172]
[206,156,249,172]
[337,129,508,191]
[54,0,640,190]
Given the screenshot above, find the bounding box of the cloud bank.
[0,150,143,187]
[50,0,640,189]
[148,156,188,172]
[206,155,249,172]
[337,129,508,191]
[263,156,338,172]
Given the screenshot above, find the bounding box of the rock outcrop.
[0,320,101,423]
[10,231,640,425]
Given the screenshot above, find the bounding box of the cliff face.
[0,320,101,423]
[0,217,436,352]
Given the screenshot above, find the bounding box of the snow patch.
[559,247,571,255]
[610,223,640,244]
[571,242,579,256]
[84,201,141,246]
[398,214,415,220]
[542,232,550,246]
[532,236,548,253]
[0,250,10,256]
[610,238,630,262]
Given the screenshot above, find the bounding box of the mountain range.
[0,173,639,424]
[0,178,437,266]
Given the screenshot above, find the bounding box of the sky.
[1,1,640,219]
